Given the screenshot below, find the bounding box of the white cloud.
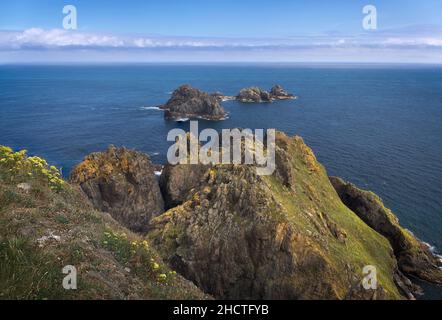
[1,26,442,63]
[383,37,442,47]
[1,27,442,51]
[5,28,124,48]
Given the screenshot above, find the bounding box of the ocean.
[0,63,441,298]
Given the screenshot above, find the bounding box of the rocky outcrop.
[148,132,407,300]
[70,145,164,232]
[330,177,442,284]
[159,85,227,121]
[236,85,295,103]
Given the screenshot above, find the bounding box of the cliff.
[1,132,439,299]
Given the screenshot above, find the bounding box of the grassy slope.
[0,151,207,299]
[263,135,403,299]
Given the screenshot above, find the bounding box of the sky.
[0,0,442,63]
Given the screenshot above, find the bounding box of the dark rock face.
[237,85,295,103]
[160,85,227,121]
[70,146,164,232]
[330,177,442,284]
[160,163,209,209]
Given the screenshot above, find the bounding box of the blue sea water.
[1,64,441,298]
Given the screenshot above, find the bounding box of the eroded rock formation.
[70,145,164,232]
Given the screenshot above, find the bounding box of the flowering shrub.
[0,146,64,191]
[102,230,177,283]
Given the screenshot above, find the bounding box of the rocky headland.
[1,132,441,300]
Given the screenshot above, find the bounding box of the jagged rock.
[159,85,227,121]
[70,146,164,232]
[149,132,406,300]
[330,177,442,284]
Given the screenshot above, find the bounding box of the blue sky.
[1,0,442,63]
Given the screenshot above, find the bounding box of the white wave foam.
[140,106,161,111]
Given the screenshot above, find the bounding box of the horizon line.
[2,61,442,66]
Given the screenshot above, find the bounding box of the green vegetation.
[0,147,207,300]
[0,146,64,191]
[102,230,177,284]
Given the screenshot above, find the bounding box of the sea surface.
[1,64,441,298]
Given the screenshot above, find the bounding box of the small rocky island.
[158,84,296,121]
[159,84,227,121]
[213,85,296,103]
[236,85,296,103]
